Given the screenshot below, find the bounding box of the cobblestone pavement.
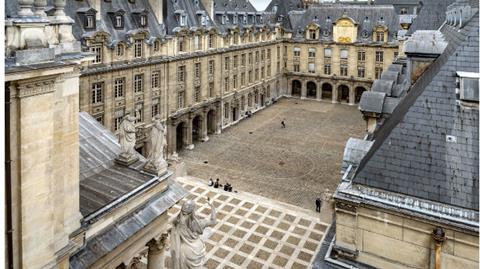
[179,98,365,211]
[164,176,330,269]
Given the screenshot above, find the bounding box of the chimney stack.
[404,30,447,84]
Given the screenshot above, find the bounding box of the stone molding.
[15,76,56,98]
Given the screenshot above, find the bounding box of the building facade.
[67,0,405,158]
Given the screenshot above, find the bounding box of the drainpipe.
[432,227,447,269]
[5,83,13,269]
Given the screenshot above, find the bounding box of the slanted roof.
[353,10,479,210]
[407,0,456,34]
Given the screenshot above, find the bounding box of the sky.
[250,0,272,11]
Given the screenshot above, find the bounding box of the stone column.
[300,80,306,99]
[185,117,194,150]
[317,81,322,101]
[18,0,35,16]
[332,83,339,103]
[348,86,355,106]
[34,0,47,17]
[201,112,209,142]
[147,234,168,269]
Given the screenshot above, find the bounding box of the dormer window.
[221,15,226,25]
[115,15,124,28]
[180,15,187,26]
[200,15,207,26]
[85,15,95,29]
[243,15,247,24]
[140,15,147,26]
[309,29,317,40]
[376,31,385,42]
[456,71,479,104]
[233,15,238,24]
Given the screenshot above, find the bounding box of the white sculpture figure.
[118,114,137,161]
[144,115,168,175]
[171,199,217,269]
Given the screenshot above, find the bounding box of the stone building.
[328,1,479,268]
[5,1,185,268]
[57,0,413,157]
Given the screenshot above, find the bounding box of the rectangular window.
[91,82,103,104]
[114,78,124,98]
[233,55,238,68]
[324,64,331,75]
[224,105,229,118]
[114,108,125,131]
[177,66,185,82]
[194,86,201,102]
[340,49,349,59]
[267,65,271,77]
[375,67,383,79]
[261,67,265,79]
[255,51,259,62]
[194,63,201,79]
[294,64,300,72]
[261,50,265,61]
[134,103,143,123]
[357,67,365,78]
[309,29,317,40]
[267,49,271,59]
[376,51,384,62]
[224,77,229,92]
[277,46,280,59]
[308,48,316,58]
[293,47,301,57]
[308,63,315,73]
[324,48,332,58]
[208,60,214,75]
[194,35,201,50]
[152,98,160,117]
[91,45,102,64]
[255,69,259,80]
[241,54,246,66]
[225,57,230,70]
[208,34,215,49]
[177,91,185,108]
[249,53,253,64]
[178,37,185,52]
[209,82,214,97]
[340,65,348,76]
[376,31,385,42]
[134,74,143,93]
[134,39,143,58]
[357,51,366,61]
[151,72,160,88]
[241,72,245,86]
[248,70,252,83]
[233,75,238,89]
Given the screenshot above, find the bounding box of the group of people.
[208,178,234,192]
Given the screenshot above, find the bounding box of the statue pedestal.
[115,153,139,166]
[143,159,168,176]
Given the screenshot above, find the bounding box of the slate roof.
[79,112,155,217]
[287,5,399,41]
[70,180,187,269]
[407,0,456,34]
[60,0,166,43]
[353,8,479,210]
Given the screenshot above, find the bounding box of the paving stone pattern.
[180,99,365,210]
[165,177,330,269]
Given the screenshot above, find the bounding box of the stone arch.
[354,86,368,103]
[337,84,350,103]
[291,80,302,97]
[192,115,203,143]
[207,109,216,134]
[306,81,317,99]
[176,121,187,151]
[321,82,333,100]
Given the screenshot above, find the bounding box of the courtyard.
[179,98,365,211]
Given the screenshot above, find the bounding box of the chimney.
[201,0,214,21]
[403,30,447,84]
[90,0,101,21]
[149,0,164,24]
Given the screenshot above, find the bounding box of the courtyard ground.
[179,98,365,212]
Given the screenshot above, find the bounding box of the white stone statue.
[118,114,137,161]
[170,199,217,269]
[144,115,168,175]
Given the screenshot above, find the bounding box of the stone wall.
[335,204,479,269]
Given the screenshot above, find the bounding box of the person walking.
[315,198,322,212]
[214,178,220,188]
[281,119,286,128]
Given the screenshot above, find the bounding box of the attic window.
[456,71,479,103]
[85,15,95,29]
[180,15,187,26]
[140,15,147,26]
[115,15,124,28]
